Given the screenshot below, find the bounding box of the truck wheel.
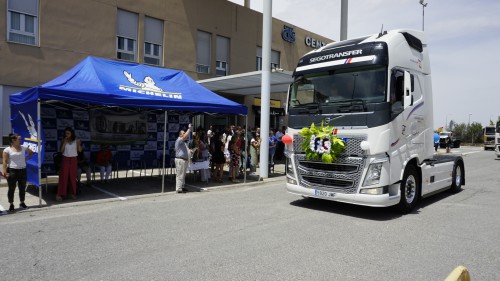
[397,165,420,214]
[449,163,463,193]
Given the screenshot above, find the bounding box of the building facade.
[0,0,333,145]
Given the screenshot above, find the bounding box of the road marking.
[91,185,127,200]
[184,183,208,191]
[462,151,481,156]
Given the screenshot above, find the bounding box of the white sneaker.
[249,172,256,176]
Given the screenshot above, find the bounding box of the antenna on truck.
[377,24,387,38]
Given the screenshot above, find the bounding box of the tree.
[451,122,483,144]
[469,122,483,144]
[448,120,455,131]
[452,123,466,139]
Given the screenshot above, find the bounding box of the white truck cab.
[285,29,465,213]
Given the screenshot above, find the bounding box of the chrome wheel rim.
[455,166,461,187]
[405,175,416,204]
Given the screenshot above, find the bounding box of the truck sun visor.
[401,32,423,53]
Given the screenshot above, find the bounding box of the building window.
[256,47,280,70]
[117,9,138,62]
[117,37,135,61]
[7,0,39,46]
[144,16,163,66]
[256,56,262,71]
[196,31,211,74]
[216,36,230,76]
[271,50,281,69]
[216,61,228,76]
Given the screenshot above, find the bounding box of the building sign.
[252,106,285,116]
[305,36,327,48]
[254,98,281,108]
[281,25,295,43]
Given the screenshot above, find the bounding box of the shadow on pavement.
[1,164,286,213]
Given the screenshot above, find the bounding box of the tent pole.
[37,99,42,206]
[244,115,248,183]
[161,111,167,193]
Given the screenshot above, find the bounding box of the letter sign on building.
[282,25,295,43]
[305,36,326,49]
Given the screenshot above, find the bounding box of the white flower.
[309,135,333,154]
[309,134,319,152]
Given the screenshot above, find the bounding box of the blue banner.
[10,100,44,187]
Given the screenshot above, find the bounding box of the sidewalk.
[0,162,286,214]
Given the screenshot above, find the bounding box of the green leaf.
[298,123,345,163]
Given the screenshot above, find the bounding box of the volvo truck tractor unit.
[483,125,495,150]
[284,29,465,213]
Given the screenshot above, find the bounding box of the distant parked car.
[439,132,461,148]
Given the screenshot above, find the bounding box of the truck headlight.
[363,160,386,186]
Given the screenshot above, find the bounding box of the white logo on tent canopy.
[120,71,182,99]
[123,71,163,91]
[19,110,38,140]
[18,110,40,153]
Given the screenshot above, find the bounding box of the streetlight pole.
[419,0,428,31]
[340,0,348,41]
[468,113,472,144]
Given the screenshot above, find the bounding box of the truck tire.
[397,165,420,214]
[449,162,463,193]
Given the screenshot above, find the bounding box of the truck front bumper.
[286,180,401,207]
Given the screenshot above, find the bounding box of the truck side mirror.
[403,71,413,109]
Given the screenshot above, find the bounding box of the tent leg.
[161,111,167,193]
[37,99,42,206]
[244,115,248,183]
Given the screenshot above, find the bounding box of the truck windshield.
[484,127,495,135]
[289,65,387,109]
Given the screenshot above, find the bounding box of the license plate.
[315,189,336,198]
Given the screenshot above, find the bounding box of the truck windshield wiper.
[325,99,366,113]
[291,102,321,114]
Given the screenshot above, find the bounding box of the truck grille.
[292,134,367,194]
[299,161,358,173]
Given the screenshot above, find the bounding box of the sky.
[228,0,500,129]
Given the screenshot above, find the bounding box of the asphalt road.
[0,147,499,280]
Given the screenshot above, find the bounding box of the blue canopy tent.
[10,56,248,204]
